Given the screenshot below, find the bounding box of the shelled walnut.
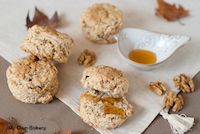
[173,74,195,93]
[149,81,167,95]
[173,95,184,112]
[163,91,184,112]
[77,49,96,67]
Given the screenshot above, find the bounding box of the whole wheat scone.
[79,89,133,129]
[6,55,59,104]
[81,66,129,97]
[21,25,75,63]
[80,3,123,44]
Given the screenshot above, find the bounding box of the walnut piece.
[173,95,184,112]
[77,49,96,67]
[149,81,167,95]
[163,91,184,112]
[173,74,195,93]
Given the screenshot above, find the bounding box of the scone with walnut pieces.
[81,66,129,97]
[81,3,123,44]
[21,25,75,63]
[6,55,59,104]
[79,89,133,129]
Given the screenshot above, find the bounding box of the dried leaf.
[26,7,60,29]
[54,130,71,134]
[156,0,189,21]
[0,117,24,134]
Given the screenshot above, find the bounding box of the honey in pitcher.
[128,49,157,64]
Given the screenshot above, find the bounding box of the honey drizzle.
[81,93,125,119]
[104,105,126,119]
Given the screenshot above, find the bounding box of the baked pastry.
[80,3,123,44]
[81,66,129,97]
[79,89,133,129]
[21,25,75,63]
[6,55,59,104]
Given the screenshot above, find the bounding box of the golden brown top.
[81,3,123,26]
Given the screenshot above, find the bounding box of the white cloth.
[0,0,199,134]
[160,109,194,134]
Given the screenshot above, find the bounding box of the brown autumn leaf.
[156,0,189,21]
[0,117,24,134]
[54,130,71,134]
[26,7,60,29]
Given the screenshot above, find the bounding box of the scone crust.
[6,55,59,104]
[21,25,75,63]
[79,89,133,129]
[81,66,129,97]
[81,3,123,44]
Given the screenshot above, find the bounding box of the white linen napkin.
[0,0,200,134]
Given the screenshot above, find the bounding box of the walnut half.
[163,91,184,112]
[149,81,167,95]
[173,74,195,93]
[77,49,96,67]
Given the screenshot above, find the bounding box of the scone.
[81,66,129,97]
[21,25,75,63]
[6,55,59,104]
[80,89,133,129]
[80,3,123,44]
